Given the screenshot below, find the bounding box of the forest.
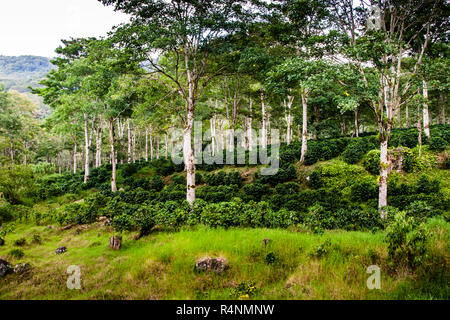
[0,0,449,300]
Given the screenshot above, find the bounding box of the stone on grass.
[14,263,31,274]
[109,236,122,250]
[0,259,12,277]
[55,246,67,254]
[195,257,227,274]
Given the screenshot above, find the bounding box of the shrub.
[0,165,35,204]
[307,171,322,189]
[258,164,296,186]
[385,212,428,269]
[241,183,272,202]
[275,182,300,195]
[9,248,24,259]
[149,175,165,191]
[342,138,376,164]
[0,202,14,224]
[416,174,440,194]
[429,136,447,151]
[351,180,378,202]
[362,150,380,174]
[205,171,242,187]
[265,252,276,264]
[14,237,26,246]
[172,174,186,185]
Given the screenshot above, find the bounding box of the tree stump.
[109,236,122,250]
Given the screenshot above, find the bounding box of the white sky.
[0,0,129,58]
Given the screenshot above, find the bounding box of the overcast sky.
[0,0,129,58]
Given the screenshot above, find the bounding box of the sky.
[0,0,129,58]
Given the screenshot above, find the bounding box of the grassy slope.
[1,221,447,300]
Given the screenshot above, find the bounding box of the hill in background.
[0,55,54,117]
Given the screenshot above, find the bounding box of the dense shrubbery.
[257,164,297,186]
[204,171,242,187]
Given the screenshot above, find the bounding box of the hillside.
[0,55,54,117]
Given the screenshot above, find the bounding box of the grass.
[1,221,447,300]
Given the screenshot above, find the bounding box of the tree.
[100,0,258,204]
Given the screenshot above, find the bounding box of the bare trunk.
[10,140,14,173]
[145,128,149,161]
[95,127,102,168]
[405,103,409,128]
[127,119,132,163]
[149,126,154,160]
[300,90,309,162]
[83,114,90,183]
[261,90,267,148]
[165,133,169,159]
[185,102,196,204]
[108,119,117,192]
[354,106,359,137]
[73,138,77,174]
[132,125,136,163]
[378,138,389,217]
[440,91,446,124]
[423,79,430,138]
[210,114,216,156]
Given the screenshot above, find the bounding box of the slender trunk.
[405,103,409,128]
[354,106,359,137]
[156,136,160,159]
[108,119,117,192]
[83,114,90,183]
[132,125,136,163]
[378,138,389,216]
[261,90,267,148]
[73,138,77,174]
[145,128,149,161]
[300,90,309,162]
[165,133,168,159]
[95,127,102,168]
[10,140,14,173]
[149,126,154,160]
[440,91,446,124]
[184,102,196,204]
[423,79,430,138]
[127,119,132,163]
[417,116,423,158]
[210,114,216,156]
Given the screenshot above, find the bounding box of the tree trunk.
[10,140,14,173]
[378,137,389,217]
[149,126,154,160]
[145,128,149,161]
[108,119,117,192]
[165,133,169,159]
[132,124,136,163]
[300,89,309,162]
[83,114,90,183]
[210,114,216,156]
[184,101,196,204]
[440,91,446,124]
[405,103,409,128]
[423,79,430,138]
[354,106,359,137]
[95,127,102,168]
[73,138,77,174]
[127,119,132,163]
[261,90,267,148]
[247,98,253,151]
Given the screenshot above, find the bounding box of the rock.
[55,246,67,254]
[262,238,271,247]
[14,263,31,274]
[98,216,107,222]
[46,225,56,230]
[99,216,111,226]
[60,224,75,231]
[0,259,12,277]
[109,236,122,250]
[195,257,227,274]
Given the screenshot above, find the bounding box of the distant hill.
[0,55,55,117]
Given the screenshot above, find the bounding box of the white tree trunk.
[108,119,117,192]
[73,138,77,174]
[127,119,132,163]
[83,113,90,183]
[261,91,267,148]
[378,139,389,217]
[184,102,196,204]
[145,128,149,161]
[423,79,430,138]
[300,90,309,162]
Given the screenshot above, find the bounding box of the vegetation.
[0,0,449,300]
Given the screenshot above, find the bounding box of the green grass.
[1,221,447,300]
